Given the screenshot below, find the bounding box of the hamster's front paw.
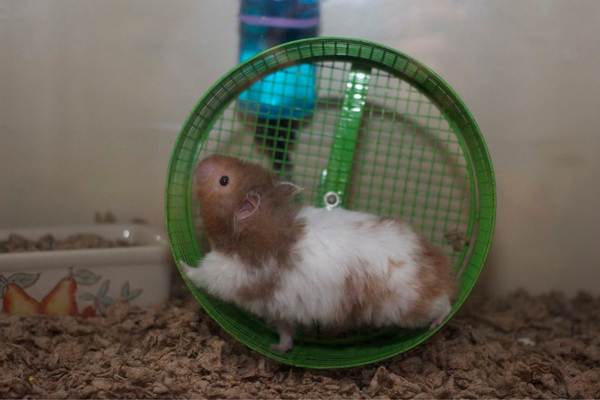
[178,261,196,278]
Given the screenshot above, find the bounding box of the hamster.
[181,154,456,352]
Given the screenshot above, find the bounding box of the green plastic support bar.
[316,64,371,208]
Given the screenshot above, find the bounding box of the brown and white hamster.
[181,155,456,352]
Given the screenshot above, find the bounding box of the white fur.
[184,206,446,329]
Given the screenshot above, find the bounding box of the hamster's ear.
[236,191,261,221]
[274,181,303,198]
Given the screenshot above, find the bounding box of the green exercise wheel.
[165,37,496,368]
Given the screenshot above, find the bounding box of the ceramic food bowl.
[0,224,172,317]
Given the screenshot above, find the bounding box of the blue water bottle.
[238,0,320,176]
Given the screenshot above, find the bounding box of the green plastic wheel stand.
[165,37,496,369]
[317,64,370,208]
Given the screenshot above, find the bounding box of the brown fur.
[336,257,394,327]
[408,235,456,321]
[195,155,305,303]
[388,258,406,270]
[346,216,453,325]
[353,216,402,231]
[236,276,278,303]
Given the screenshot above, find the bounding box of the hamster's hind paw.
[428,295,452,329]
[429,310,451,329]
[270,324,294,353]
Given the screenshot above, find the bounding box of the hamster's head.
[194,154,301,241]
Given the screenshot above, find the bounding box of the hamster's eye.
[219,176,229,186]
